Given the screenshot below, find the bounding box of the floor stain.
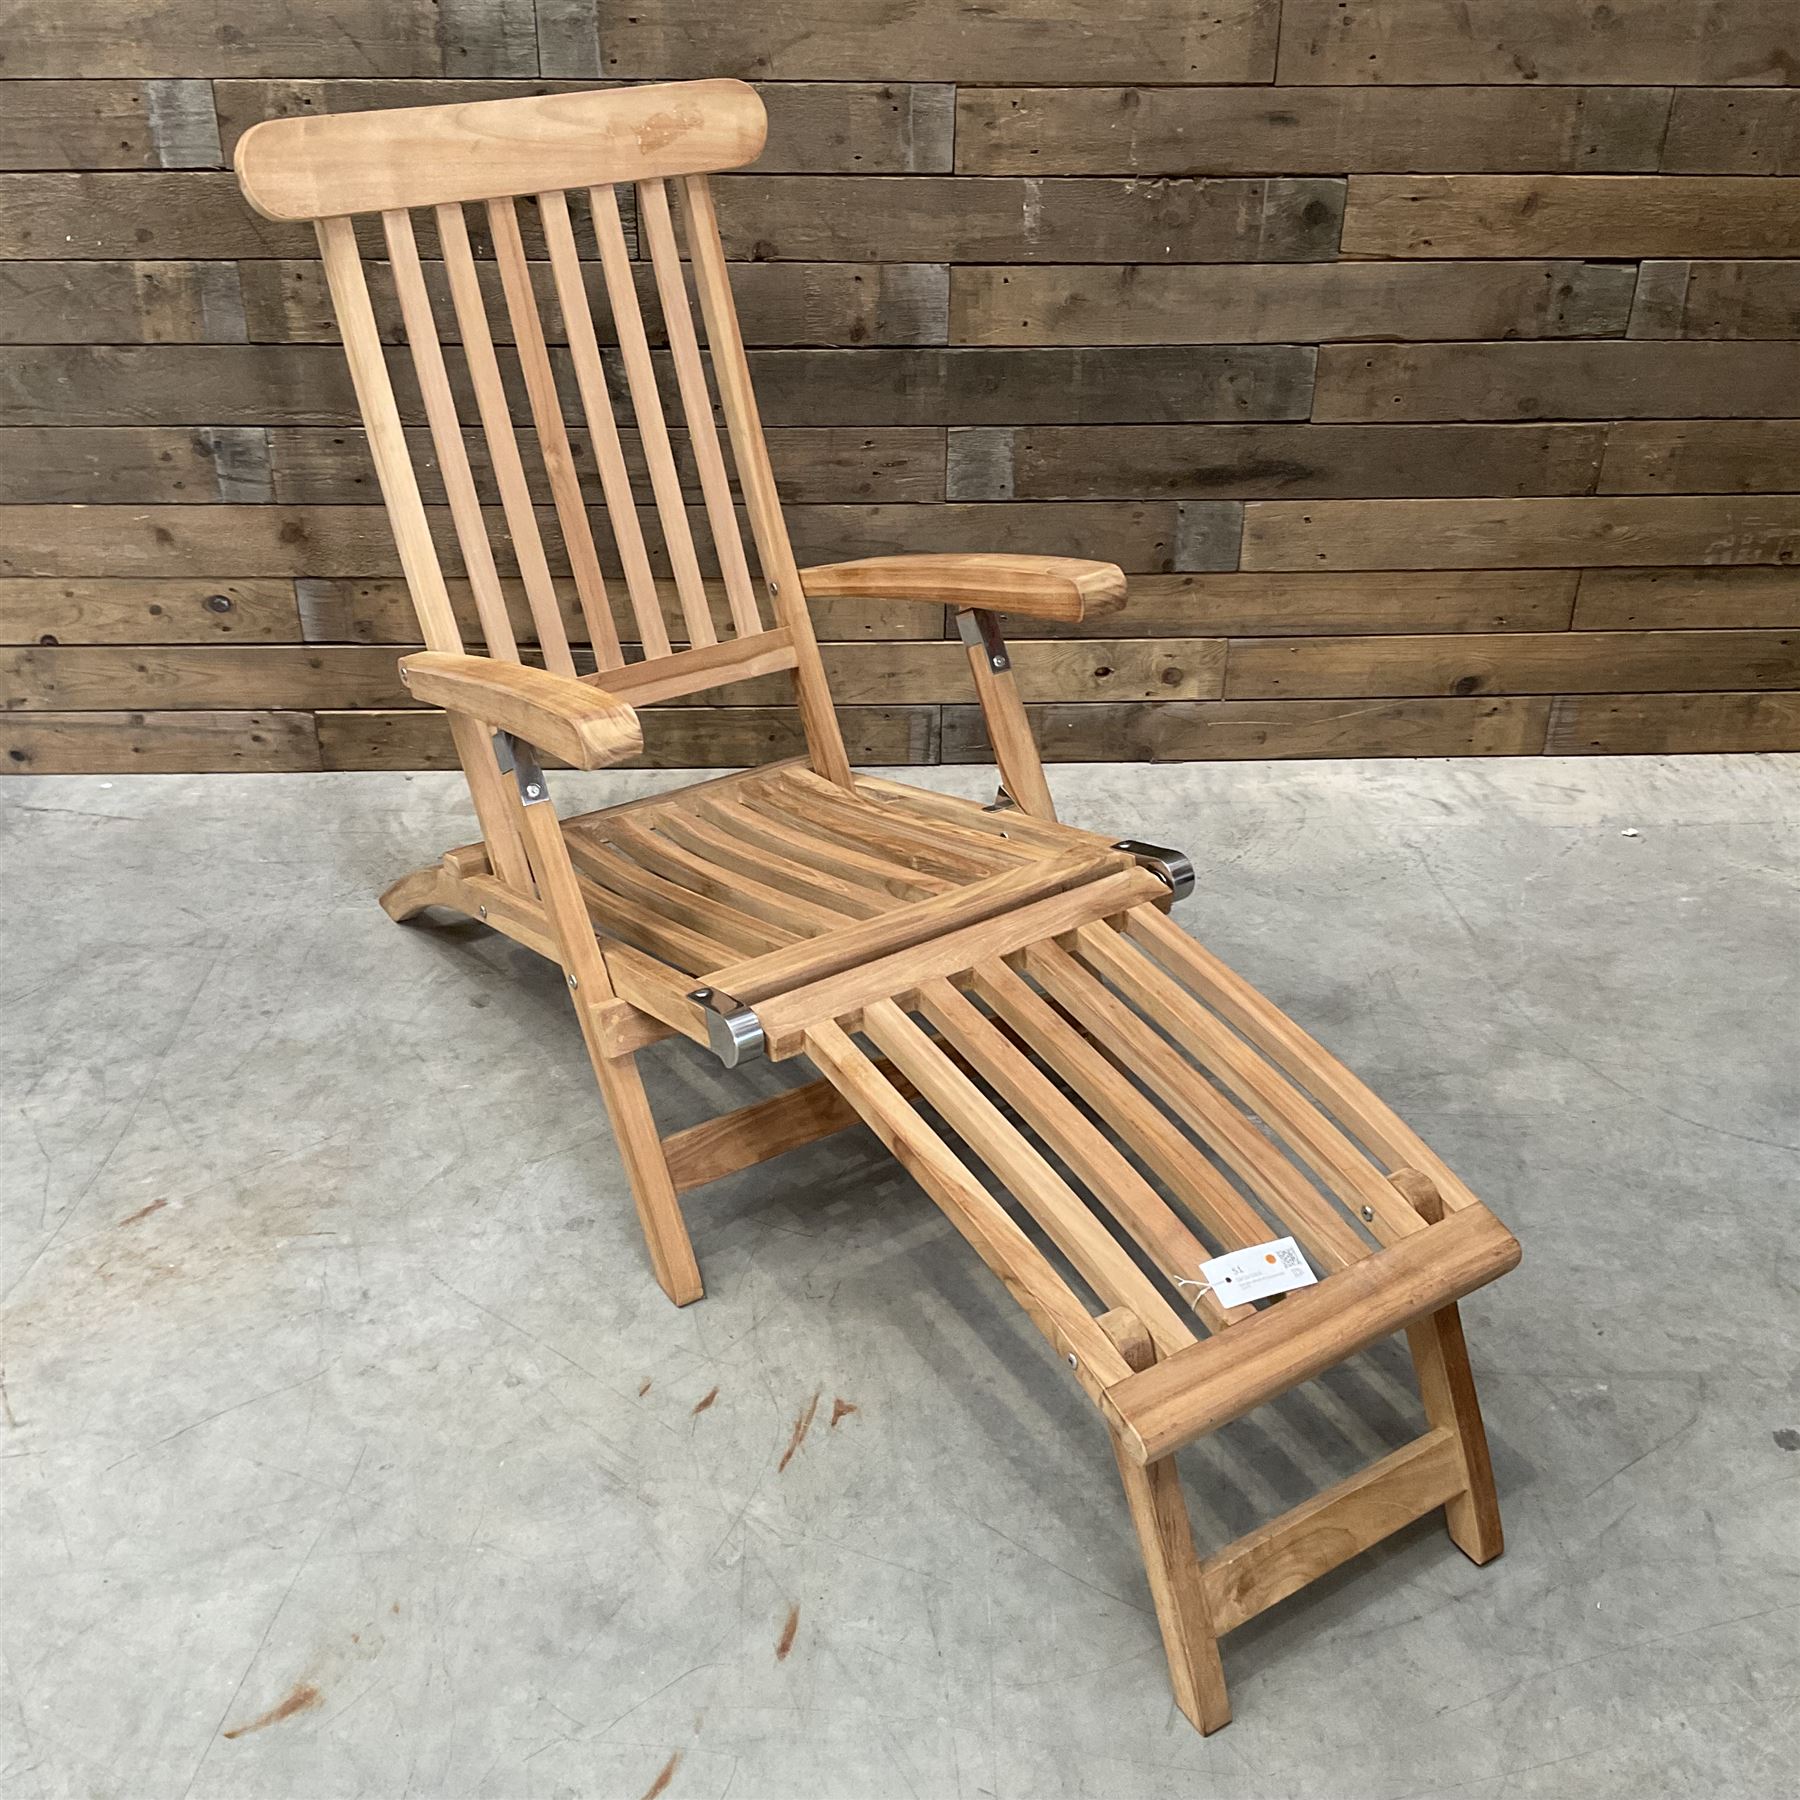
[116,1197,167,1227]
[690,1385,719,1416]
[829,1397,858,1428]
[639,1749,681,1799]
[775,1603,800,1661]
[777,1390,822,1472]
[222,1682,322,1739]
[638,1378,653,1397]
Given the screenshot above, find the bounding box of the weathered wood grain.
[269,425,948,506]
[0,172,312,257]
[1627,262,1800,340]
[1314,342,1800,423]
[709,176,1344,264]
[0,0,540,79]
[1572,568,1800,631]
[1224,629,1798,699]
[948,424,1604,501]
[0,344,1315,428]
[0,708,320,772]
[0,79,220,169]
[956,86,1669,176]
[1661,90,1800,175]
[0,427,272,503]
[213,79,958,173]
[0,260,247,344]
[1599,422,1800,495]
[949,260,1634,347]
[943,697,1551,761]
[0,578,300,644]
[817,639,1223,705]
[1545,691,1800,754]
[1341,176,1800,260]
[1242,497,1800,570]
[1274,1,1798,87]
[316,705,939,769]
[598,2,1281,84]
[1031,571,1579,638]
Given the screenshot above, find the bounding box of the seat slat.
[639,177,763,641]
[694,791,950,904]
[567,837,799,958]
[650,803,899,919]
[917,978,1247,1335]
[587,181,716,649]
[434,199,576,677]
[1023,941,1374,1273]
[486,194,622,668]
[778,767,1045,867]
[537,186,668,660]
[853,774,1121,857]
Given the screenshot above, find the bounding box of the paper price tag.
[1197,1237,1317,1304]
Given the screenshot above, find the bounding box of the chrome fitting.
[688,986,767,1068]
[954,607,1010,673]
[1113,838,1196,902]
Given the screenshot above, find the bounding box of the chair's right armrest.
[399,652,642,770]
[800,553,1127,624]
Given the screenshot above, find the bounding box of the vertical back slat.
[433,199,577,677]
[314,213,531,889]
[538,188,671,661]
[586,182,717,649]
[679,174,852,784]
[638,178,762,641]
[485,195,623,669]
[381,207,519,662]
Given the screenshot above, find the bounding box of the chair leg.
[1406,1302,1503,1564]
[1099,1311,1231,1734]
[380,861,451,921]
[586,1041,705,1308]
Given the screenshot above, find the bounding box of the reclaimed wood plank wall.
[2,1,1797,773]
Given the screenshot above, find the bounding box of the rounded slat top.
[234,79,766,221]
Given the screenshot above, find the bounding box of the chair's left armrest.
[800,553,1127,624]
[399,652,641,770]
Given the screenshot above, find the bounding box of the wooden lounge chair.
[234,80,1520,1735]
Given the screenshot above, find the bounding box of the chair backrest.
[235,80,850,784]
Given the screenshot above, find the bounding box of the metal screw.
[204,593,234,614]
[767,580,780,597]
[566,974,579,990]
[524,782,543,800]
[1066,1353,1078,1369]
[477,904,488,920]
[1360,1205,1375,1221]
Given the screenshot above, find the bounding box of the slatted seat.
[234,78,1520,1738]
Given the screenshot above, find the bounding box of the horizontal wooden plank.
[1274,1,1798,87]
[820,639,1223,705]
[1627,261,1800,340]
[0,708,320,773]
[317,705,939,770]
[294,576,942,648]
[0,260,247,345]
[0,577,300,645]
[1341,176,1800,259]
[0,79,220,170]
[269,425,947,507]
[1241,497,1800,570]
[1037,571,1579,638]
[1661,89,1800,174]
[955,85,1669,175]
[948,260,1634,347]
[943,697,1551,761]
[708,176,1343,264]
[948,424,1604,501]
[0,345,1316,428]
[1224,630,1798,699]
[1545,691,1800,754]
[598,2,1281,84]
[0,500,1193,577]
[1572,568,1800,631]
[0,427,271,504]
[212,80,958,173]
[1599,422,1800,495]
[1314,343,1800,423]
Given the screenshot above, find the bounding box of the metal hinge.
[687,986,767,1067]
[1113,838,1196,902]
[955,606,1010,673]
[492,730,549,805]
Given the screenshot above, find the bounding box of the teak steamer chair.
[236,81,1520,1734]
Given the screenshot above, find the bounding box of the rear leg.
[380,861,455,921]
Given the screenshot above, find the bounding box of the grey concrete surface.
[2,755,1796,1800]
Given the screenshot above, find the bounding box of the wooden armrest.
[799,553,1128,624]
[399,652,642,770]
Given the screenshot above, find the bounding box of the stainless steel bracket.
[955,606,1010,673]
[687,986,767,1068]
[492,730,549,805]
[1113,838,1196,902]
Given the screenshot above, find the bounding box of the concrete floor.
[1,754,1796,1800]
